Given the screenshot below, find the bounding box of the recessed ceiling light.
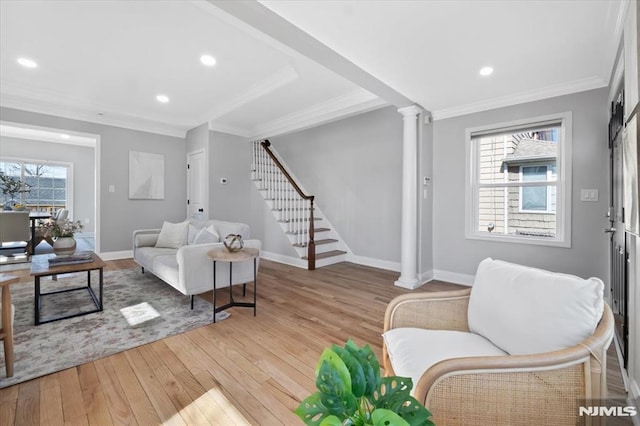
[60,134,70,139]
[200,54,216,67]
[17,57,38,68]
[156,94,170,103]
[479,66,494,76]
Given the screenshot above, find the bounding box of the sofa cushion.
[187,223,205,245]
[155,221,188,249]
[152,254,180,286]
[468,258,604,355]
[214,220,250,239]
[383,328,507,391]
[193,226,220,244]
[135,246,177,268]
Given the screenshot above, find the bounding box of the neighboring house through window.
[465,112,572,247]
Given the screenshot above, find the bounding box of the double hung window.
[465,112,572,246]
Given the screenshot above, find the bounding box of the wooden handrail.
[260,140,315,270]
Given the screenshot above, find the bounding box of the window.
[465,112,572,246]
[520,164,556,213]
[0,160,71,212]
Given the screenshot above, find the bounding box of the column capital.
[397,105,422,117]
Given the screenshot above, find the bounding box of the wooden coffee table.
[30,252,105,325]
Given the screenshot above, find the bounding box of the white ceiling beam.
[208,0,422,111]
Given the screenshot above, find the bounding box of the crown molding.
[207,121,253,137]
[200,64,299,122]
[431,76,608,121]
[1,85,190,138]
[250,88,387,139]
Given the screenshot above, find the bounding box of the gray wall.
[0,107,186,253]
[432,88,610,280]
[0,136,95,232]
[208,131,253,225]
[270,106,404,263]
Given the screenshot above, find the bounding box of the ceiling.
[0,0,627,140]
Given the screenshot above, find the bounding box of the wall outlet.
[108,184,115,193]
[84,218,90,224]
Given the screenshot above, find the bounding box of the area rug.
[0,268,225,388]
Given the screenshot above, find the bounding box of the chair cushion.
[155,221,188,249]
[468,258,604,355]
[383,328,507,391]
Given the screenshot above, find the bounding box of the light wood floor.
[0,259,627,425]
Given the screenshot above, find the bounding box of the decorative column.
[395,105,421,289]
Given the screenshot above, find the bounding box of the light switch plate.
[580,189,598,201]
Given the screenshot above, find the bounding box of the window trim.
[464,112,572,247]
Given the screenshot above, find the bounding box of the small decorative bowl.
[223,234,244,252]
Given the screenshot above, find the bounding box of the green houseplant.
[0,171,31,209]
[295,339,433,426]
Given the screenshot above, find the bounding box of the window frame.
[464,112,572,247]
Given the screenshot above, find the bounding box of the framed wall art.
[129,151,165,200]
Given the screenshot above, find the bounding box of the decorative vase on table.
[53,236,76,256]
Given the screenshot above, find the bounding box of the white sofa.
[133,219,261,308]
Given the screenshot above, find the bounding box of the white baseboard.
[345,254,400,272]
[98,250,133,261]
[260,250,307,269]
[419,270,434,285]
[432,269,474,286]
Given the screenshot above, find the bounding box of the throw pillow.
[155,221,189,249]
[193,226,220,244]
[468,257,604,355]
[187,223,204,245]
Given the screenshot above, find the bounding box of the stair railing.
[253,139,316,270]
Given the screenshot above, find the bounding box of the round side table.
[207,247,259,323]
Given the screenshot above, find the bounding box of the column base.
[394,276,421,290]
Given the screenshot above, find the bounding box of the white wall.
[0,107,186,254]
[432,88,610,281]
[0,136,95,232]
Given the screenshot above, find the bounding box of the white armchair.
[383,258,614,426]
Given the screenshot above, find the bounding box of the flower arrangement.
[42,218,83,238]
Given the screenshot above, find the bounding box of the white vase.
[53,236,76,256]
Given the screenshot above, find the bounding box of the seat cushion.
[468,258,604,355]
[383,328,507,391]
[135,246,177,268]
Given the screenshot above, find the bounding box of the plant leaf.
[294,392,331,426]
[316,360,358,417]
[332,345,367,397]
[344,342,380,397]
[316,349,352,393]
[319,415,344,426]
[371,408,411,426]
[372,377,433,426]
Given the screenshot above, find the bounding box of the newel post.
[308,196,316,270]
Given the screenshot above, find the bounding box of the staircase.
[251,140,347,270]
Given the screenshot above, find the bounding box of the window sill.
[465,232,571,248]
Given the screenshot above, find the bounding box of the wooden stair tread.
[302,250,346,260]
[293,239,337,247]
